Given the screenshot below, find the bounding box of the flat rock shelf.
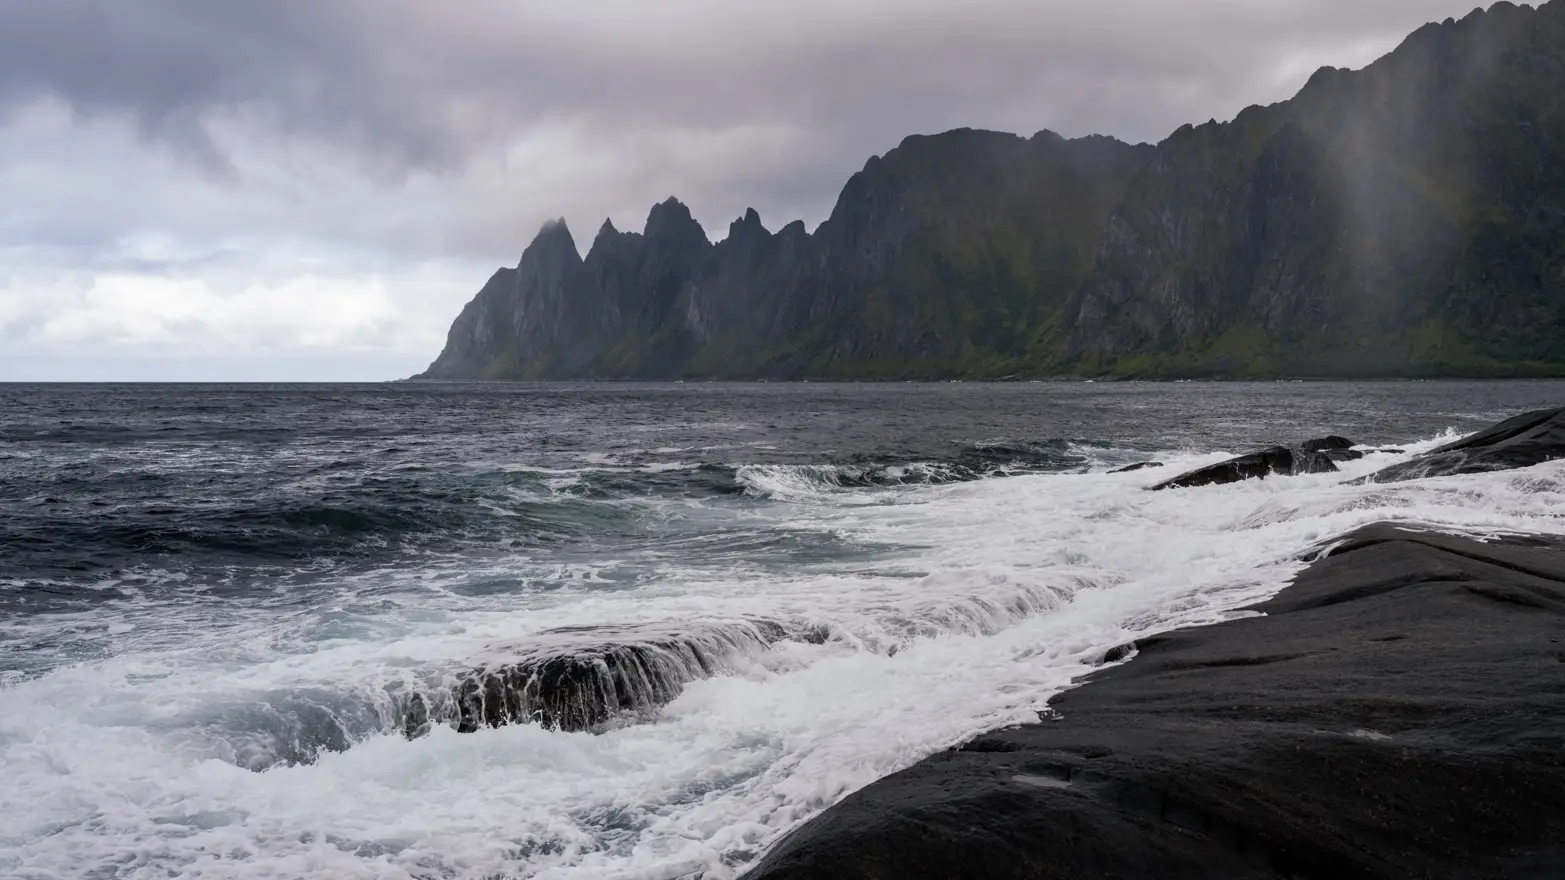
[747,523,1565,880]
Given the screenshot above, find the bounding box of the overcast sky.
[0,0,1494,381]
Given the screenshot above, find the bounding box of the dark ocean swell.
[0,441,1099,596]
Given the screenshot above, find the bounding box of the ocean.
[3,380,1564,879]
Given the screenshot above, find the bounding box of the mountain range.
[417,0,1565,381]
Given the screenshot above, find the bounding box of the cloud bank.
[0,0,1493,379]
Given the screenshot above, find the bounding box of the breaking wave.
[168,574,1086,773]
[7,390,1565,879]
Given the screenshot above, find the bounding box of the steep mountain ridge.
[1068,0,1565,376]
[418,0,1565,380]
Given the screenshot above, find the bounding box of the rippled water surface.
[2,381,1563,878]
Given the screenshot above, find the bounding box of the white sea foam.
[2,436,1563,879]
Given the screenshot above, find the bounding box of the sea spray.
[5,382,1565,879]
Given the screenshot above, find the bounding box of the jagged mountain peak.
[521,219,580,265]
[417,0,1565,382]
[531,217,574,243]
[646,196,692,225]
[639,197,706,245]
[726,207,769,242]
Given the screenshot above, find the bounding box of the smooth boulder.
[748,524,1565,879]
[1356,406,1565,484]
[1151,445,1338,490]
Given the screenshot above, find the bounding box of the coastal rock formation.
[1151,445,1339,490]
[747,523,1565,879]
[1300,436,1354,452]
[418,1,1565,381]
[1302,436,1365,462]
[401,619,821,737]
[1357,405,1565,483]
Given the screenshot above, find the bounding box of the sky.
[0,0,1496,381]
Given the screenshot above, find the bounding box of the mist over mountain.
[418,0,1565,380]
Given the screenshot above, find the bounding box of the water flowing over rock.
[747,523,1565,879]
[402,620,823,736]
[1151,445,1339,490]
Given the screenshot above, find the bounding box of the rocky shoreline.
[748,412,1565,879]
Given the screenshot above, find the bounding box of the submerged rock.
[1151,445,1337,490]
[748,524,1565,879]
[1110,461,1164,473]
[1356,406,1565,484]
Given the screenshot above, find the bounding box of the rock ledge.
[748,523,1565,879]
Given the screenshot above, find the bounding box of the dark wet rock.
[1302,434,1363,462]
[1301,435,1356,452]
[1097,643,1137,664]
[1356,406,1565,484]
[749,524,1565,880]
[1111,461,1164,473]
[403,619,818,736]
[1151,445,1337,490]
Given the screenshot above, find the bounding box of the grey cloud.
[2,1,1493,180]
[0,0,1507,380]
[0,0,1498,252]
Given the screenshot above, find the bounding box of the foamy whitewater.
[2,383,1563,879]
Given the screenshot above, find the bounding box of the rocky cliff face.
[1067,0,1565,377]
[417,0,1565,381]
[420,129,1149,379]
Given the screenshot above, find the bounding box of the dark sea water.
[2,381,1563,879]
